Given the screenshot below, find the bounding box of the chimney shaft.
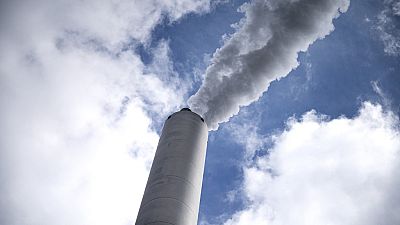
[135,109,208,225]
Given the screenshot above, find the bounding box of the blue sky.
[1,0,399,225]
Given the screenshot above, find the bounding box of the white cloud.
[188,0,350,130]
[224,102,400,225]
[0,0,211,50]
[0,0,211,224]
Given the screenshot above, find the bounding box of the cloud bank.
[188,0,350,130]
[0,0,211,224]
[225,102,400,225]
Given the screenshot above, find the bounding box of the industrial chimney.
[135,108,208,225]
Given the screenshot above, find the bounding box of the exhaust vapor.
[188,0,350,130]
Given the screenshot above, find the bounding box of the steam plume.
[188,0,350,130]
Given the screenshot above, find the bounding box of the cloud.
[224,102,400,225]
[0,0,211,49]
[375,0,400,56]
[225,112,267,159]
[371,80,393,110]
[188,0,350,130]
[0,0,211,224]
[387,0,400,16]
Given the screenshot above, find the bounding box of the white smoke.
[189,0,350,130]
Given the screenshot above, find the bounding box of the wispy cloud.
[375,0,400,56]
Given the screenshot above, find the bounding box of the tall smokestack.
[135,108,208,225]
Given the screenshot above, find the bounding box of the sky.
[0,0,399,225]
